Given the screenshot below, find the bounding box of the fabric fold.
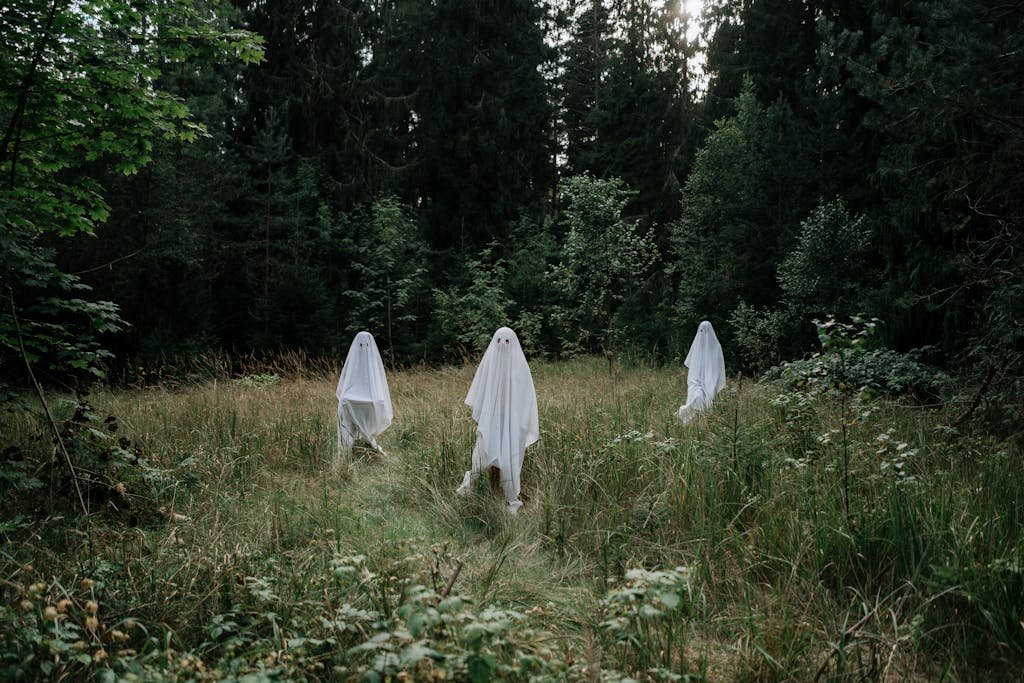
[457,327,538,512]
[677,321,726,424]
[336,331,393,467]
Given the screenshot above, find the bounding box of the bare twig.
[71,246,147,275]
[5,283,89,516]
[954,364,997,426]
[440,560,465,599]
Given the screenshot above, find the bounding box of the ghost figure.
[336,331,393,467]
[676,321,726,425]
[456,327,539,513]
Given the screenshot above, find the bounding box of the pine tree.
[395,0,556,249]
[234,0,378,208]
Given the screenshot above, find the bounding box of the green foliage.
[700,0,817,123]
[0,579,103,680]
[1,0,262,379]
[502,214,561,359]
[599,567,702,678]
[0,236,124,377]
[672,77,815,342]
[772,317,949,401]
[350,584,563,681]
[839,1,1024,372]
[242,116,339,352]
[1,389,190,528]
[778,199,872,321]
[433,248,513,361]
[345,197,428,361]
[727,300,786,373]
[380,0,556,248]
[728,200,874,372]
[566,0,698,223]
[551,175,658,357]
[61,5,257,361]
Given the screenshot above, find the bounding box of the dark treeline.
[8,0,1024,385]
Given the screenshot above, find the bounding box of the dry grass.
[2,358,1021,680]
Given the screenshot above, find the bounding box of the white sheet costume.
[456,327,539,513]
[676,321,726,425]
[336,332,393,466]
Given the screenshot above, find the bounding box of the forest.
[3,0,1020,377]
[2,0,1023,680]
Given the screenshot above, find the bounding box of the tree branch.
[1,0,62,177]
[5,280,89,516]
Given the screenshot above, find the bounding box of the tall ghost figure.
[456,327,539,513]
[676,321,726,425]
[336,331,393,467]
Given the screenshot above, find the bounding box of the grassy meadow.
[2,358,1022,681]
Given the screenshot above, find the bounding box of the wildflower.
[56,599,72,613]
[43,606,59,621]
[93,648,107,663]
[81,578,95,589]
[23,563,34,575]
[29,581,47,594]
[85,616,99,631]
[110,629,129,643]
[86,600,99,614]
[19,600,33,611]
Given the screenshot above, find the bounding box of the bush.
[770,317,949,401]
[778,199,872,319]
[728,300,787,373]
[774,346,948,401]
[432,247,513,361]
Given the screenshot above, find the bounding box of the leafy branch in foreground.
[1,0,262,378]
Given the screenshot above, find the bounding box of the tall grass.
[1,358,1021,680]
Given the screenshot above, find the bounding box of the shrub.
[432,247,513,361]
[770,317,949,401]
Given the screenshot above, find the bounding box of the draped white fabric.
[676,321,726,425]
[456,327,539,512]
[336,332,393,464]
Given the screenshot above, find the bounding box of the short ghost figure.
[676,321,726,425]
[336,331,393,467]
[456,327,539,513]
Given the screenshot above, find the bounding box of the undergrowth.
[1,356,1020,680]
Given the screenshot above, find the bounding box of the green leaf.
[408,612,427,638]
[467,653,496,683]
